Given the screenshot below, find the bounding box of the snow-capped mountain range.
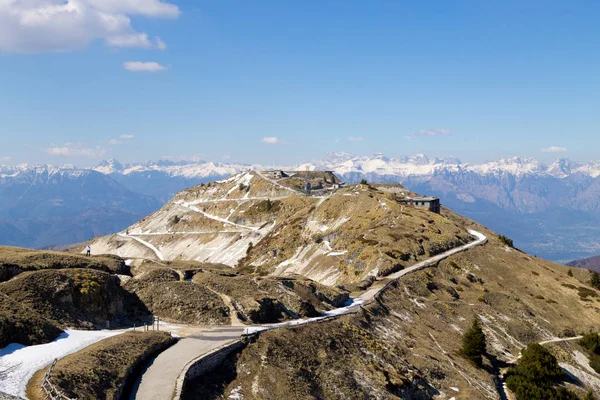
[90,153,600,180]
[3,152,600,262]
[4,153,600,183]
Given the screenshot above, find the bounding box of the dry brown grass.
[0,268,145,329]
[192,272,348,323]
[48,331,175,400]
[0,292,63,348]
[0,246,126,282]
[124,274,230,325]
[25,366,47,400]
[186,210,600,399]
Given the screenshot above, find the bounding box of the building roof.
[399,196,439,202]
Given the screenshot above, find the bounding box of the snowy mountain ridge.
[3,153,600,180]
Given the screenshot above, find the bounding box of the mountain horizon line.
[2,152,600,180]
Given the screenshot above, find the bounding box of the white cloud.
[406,129,451,139]
[348,137,364,141]
[262,137,280,144]
[0,156,11,162]
[109,134,135,145]
[542,146,568,153]
[124,61,168,72]
[87,0,180,18]
[44,143,105,158]
[106,34,166,50]
[0,1,179,54]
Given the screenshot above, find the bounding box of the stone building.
[398,197,441,214]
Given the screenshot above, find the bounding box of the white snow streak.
[0,329,122,397]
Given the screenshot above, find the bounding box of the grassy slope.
[44,332,175,400]
[124,271,231,325]
[0,246,126,282]
[0,293,63,348]
[86,177,472,288]
[185,211,600,399]
[0,268,145,329]
[192,273,349,323]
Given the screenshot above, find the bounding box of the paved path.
[359,229,487,302]
[130,327,245,400]
[128,229,488,399]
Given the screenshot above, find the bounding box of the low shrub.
[499,235,514,248]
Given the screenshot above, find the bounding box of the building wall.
[174,340,246,399]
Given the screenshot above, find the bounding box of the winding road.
[129,228,488,399]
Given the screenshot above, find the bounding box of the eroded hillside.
[86,171,472,287]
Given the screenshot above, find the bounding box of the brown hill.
[86,171,471,288]
[184,214,600,399]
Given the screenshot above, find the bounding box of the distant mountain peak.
[94,159,124,174]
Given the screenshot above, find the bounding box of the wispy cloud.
[0,156,11,163]
[262,137,280,144]
[348,137,364,141]
[124,61,168,72]
[0,1,179,54]
[108,134,135,146]
[156,37,167,51]
[106,34,166,50]
[542,146,568,153]
[44,142,105,158]
[406,128,451,139]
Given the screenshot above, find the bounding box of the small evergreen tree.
[579,332,600,354]
[568,269,573,277]
[246,242,253,255]
[591,271,600,290]
[461,317,486,367]
[360,178,368,185]
[505,343,576,400]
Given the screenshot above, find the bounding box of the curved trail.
[117,172,324,262]
[117,233,165,261]
[130,229,488,399]
[175,201,259,231]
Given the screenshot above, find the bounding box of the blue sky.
[1,0,599,166]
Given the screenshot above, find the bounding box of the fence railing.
[40,359,73,400]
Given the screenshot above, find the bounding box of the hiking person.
[86,245,91,257]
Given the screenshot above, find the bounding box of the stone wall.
[173,340,246,400]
